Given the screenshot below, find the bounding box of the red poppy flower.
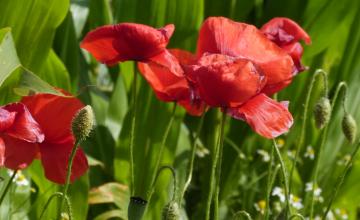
[81,23,175,65]
[196,16,294,95]
[261,17,311,73]
[0,103,44,170]
[138,49,206,116]
[21,92,88,184]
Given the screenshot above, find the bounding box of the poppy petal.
[0,137,4,166]
[197,17,294,90]
[3,103,44,143]
[0,108,16,132]
[81,23,174,64]
[21,93,84,143]
[282,42,307,73]
[39,138,88,184]
[1,135,38,170]
[178,98,207,116]
[261,17,311,46]
[138,50,191,102]
[188,53,266,108]
[228,93,293,138]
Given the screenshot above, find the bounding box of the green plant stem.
[233,210,253,220]
[40,192,72,220]
[146,103,177,200]
[129,63,138,196]
[289,213,306,220]
[58,141,79,219]
[308,82,348,219]
[0,170,17,206]
[264,144,275,220]
[212,110,227,220]
[322,141,360,219]
[179,113,205,204]
[150,166,177,201]
[273,139,290,219]
[289,69,328,194]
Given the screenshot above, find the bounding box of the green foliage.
[0,0,360,219]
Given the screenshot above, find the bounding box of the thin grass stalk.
[264,144,275,220]
[146,103,177,200]
[0,170,17,206]
[179,113,205,204]
[273,139,290,219]
[322,141,360,219]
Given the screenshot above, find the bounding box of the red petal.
[261,17,311,46]
[0,137,4,167]
[81,23,174,64]
[228,93,293,138]
[0,107,16,132]
[3,103,44,143]
[1,135,38,170]
[188,53,266,108]
[138,50,192,102]
[282,42,307,73]
[178,97,207,116]
[197,17,294,90]
[21,93,84,143]
[39,138,88,184]
[262,78,292,95]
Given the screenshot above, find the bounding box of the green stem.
[58,141,79,219]
[289,213,306,220]
[0,170,17,206]
[129,62,138,196]
[233,210,253,220]
[273,139,290,219]
[150,166,177,201]
[289,69,328,194]
[40,192,72,220]
[213,110,227,220]
[322,141,360,219]
[308,82,348,219]
[179,113,205,204]
[264,144,275,220]
[146,103,177,200]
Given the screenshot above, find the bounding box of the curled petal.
[81,23,174,64]
[22,93,84,143]
[261,17,311,46]
[3,103,44,143]
[282,42,307,73]
[228,93,293,138]
[0,108,16,132]
[197,16,294,90]
[39,138,88,184]
[1,135,38,170]
[188,54,266,108]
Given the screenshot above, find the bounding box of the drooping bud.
[313,97,331,129]
[342,114,357,143]
[71,105,94,141]
[162,201,180,220]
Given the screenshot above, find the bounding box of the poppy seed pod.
[71,105,94,142]
[342,114,357,143]
[128,197,148,220]
[162,201,180,220]
[313,97,331,129]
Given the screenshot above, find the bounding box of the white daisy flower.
[254,200,266,214]
[290,194,303,210]
[335,208,349,219]
[272,186,285,202]
[305,182,323,203]
[257,149,270,162]
[7,170,30,186]
[304,145,315,160]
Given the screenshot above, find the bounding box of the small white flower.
[276,138,285,148]
[7,170,29,186]
[287,150,296,159]
[254,200,266,214]
[196,144,209,158]
[272,187,285,202]
[290,194,303,210]
[335,208,349,219]
[305,182,323,202]
[304,145,315,160]
[257,149,270,162]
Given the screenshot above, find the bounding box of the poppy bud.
[71,105,94,142]
[128,196,148,220]
[162,201,180,220]
[342,114,357,143]
[313,97,331,129]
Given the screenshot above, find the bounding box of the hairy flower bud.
[71,105,94,141]
[342,114,357,143]
[162,201,180,220]
[313,97,331,129]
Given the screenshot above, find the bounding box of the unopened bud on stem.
[71,105,94,142]
[342,114,357,143]
[313,97,331,129]
[162,201,180,220]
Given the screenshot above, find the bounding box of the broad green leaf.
[88,182,129,208]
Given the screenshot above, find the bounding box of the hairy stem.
[129,63,138,195]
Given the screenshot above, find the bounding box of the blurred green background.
[0,0,359,219]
